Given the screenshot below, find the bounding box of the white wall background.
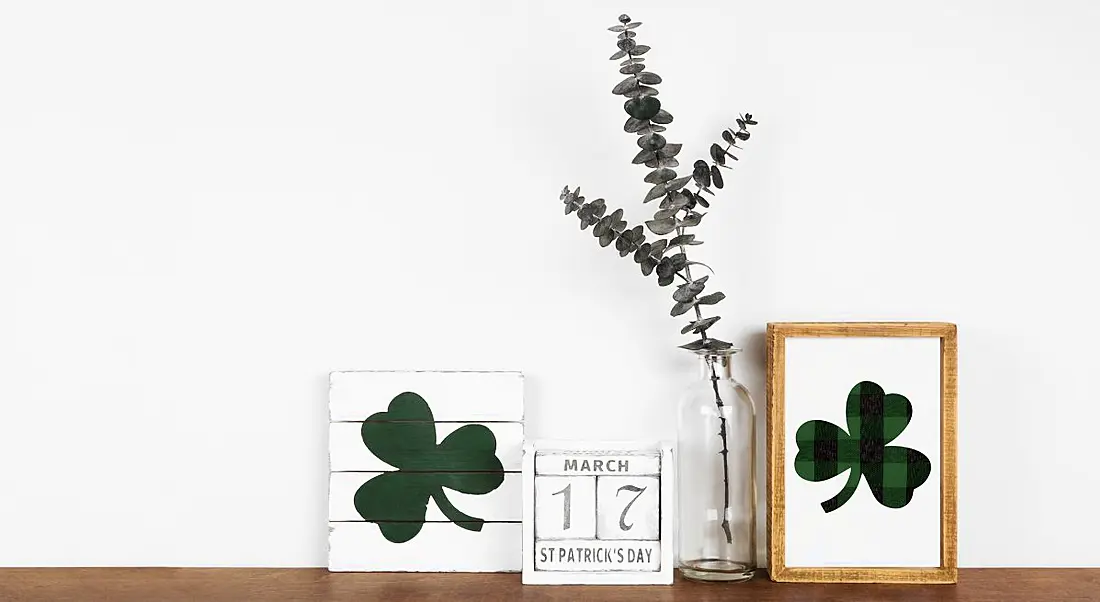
[1,0,1097,567]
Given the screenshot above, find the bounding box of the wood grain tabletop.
[0,569,1096,601]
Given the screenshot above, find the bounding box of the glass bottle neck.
[697,352,736,380]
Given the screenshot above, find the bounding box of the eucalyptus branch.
[555,13,759,547]
[560,187,692,283]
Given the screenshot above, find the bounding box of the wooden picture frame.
[766,322,957,584]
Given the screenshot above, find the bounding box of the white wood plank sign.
[522,441,674,585]
[327,370,523,572]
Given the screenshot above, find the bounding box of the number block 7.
[597,475,659,540]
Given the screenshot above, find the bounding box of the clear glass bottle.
[677,348,757,582]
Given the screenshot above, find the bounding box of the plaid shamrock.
[794,380,931,513]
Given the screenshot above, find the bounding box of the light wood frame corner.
[766,322,958,584]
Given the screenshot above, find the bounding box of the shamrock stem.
[432,489,485,532]
[821,468,861,513]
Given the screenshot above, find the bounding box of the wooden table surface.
[0,569,1096,601]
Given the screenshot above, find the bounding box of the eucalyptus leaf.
[723,130,736,145]
[669,234,701,247]
[617,226,644,257]
[624,21,641,29]
[710,143,724,163]
[703,338,734,351]
[624,117,648,133]
[680,212,703,227]
[645,217,678,235]
[696,291,726,305]
[612,76,639,95]
[668,191,690,208]
[643,183,667,202]
[679,338,708,351]
[668,252,687,271]
[736,130,750,140]
[653,208,678,220]
[599,230,615,247]
[656,258,674,277]
[640,257,658,276]
[632,149,657,164]
[616,38,636,52]
[620,63,646,75]
[651,109,673,124]
[681,315,721,334]
[670,300,695,317]
[637,124,666,136]
[649,239,668,258]
[633,242,652,263]
[637,72,662,85]
[657,272,675,287]
[608,25,626,32]
[657,143,682,158]
[609,50,628,60]
[665,176,692,193]
[617,31,637,39]
[711,166,724,189]
[620,57,644,66]
[638,133,667,151]
[624,96,661,120]
[645,168,677,184]
[673,279,706,302]
[632,44,651,55]
[593,216,612,237]
[692,163,711,188]
[655,157,679,168]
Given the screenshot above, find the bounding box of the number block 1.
[522,441,674,585]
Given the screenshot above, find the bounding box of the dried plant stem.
[677,238,733,545]
[707,356,733,544]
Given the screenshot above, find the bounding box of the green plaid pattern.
[794,381,931,513]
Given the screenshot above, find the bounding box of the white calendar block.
[596,475,660,541]
[522,440,674,585]
[535,475,596,540]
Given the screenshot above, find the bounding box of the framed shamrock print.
[766,323,957,584]
[328,370,523,572]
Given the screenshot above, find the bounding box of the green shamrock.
[794,381,931,513]
[354,391,504,543]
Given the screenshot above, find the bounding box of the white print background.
[2,0,1100,567]
[784,337,941,567]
